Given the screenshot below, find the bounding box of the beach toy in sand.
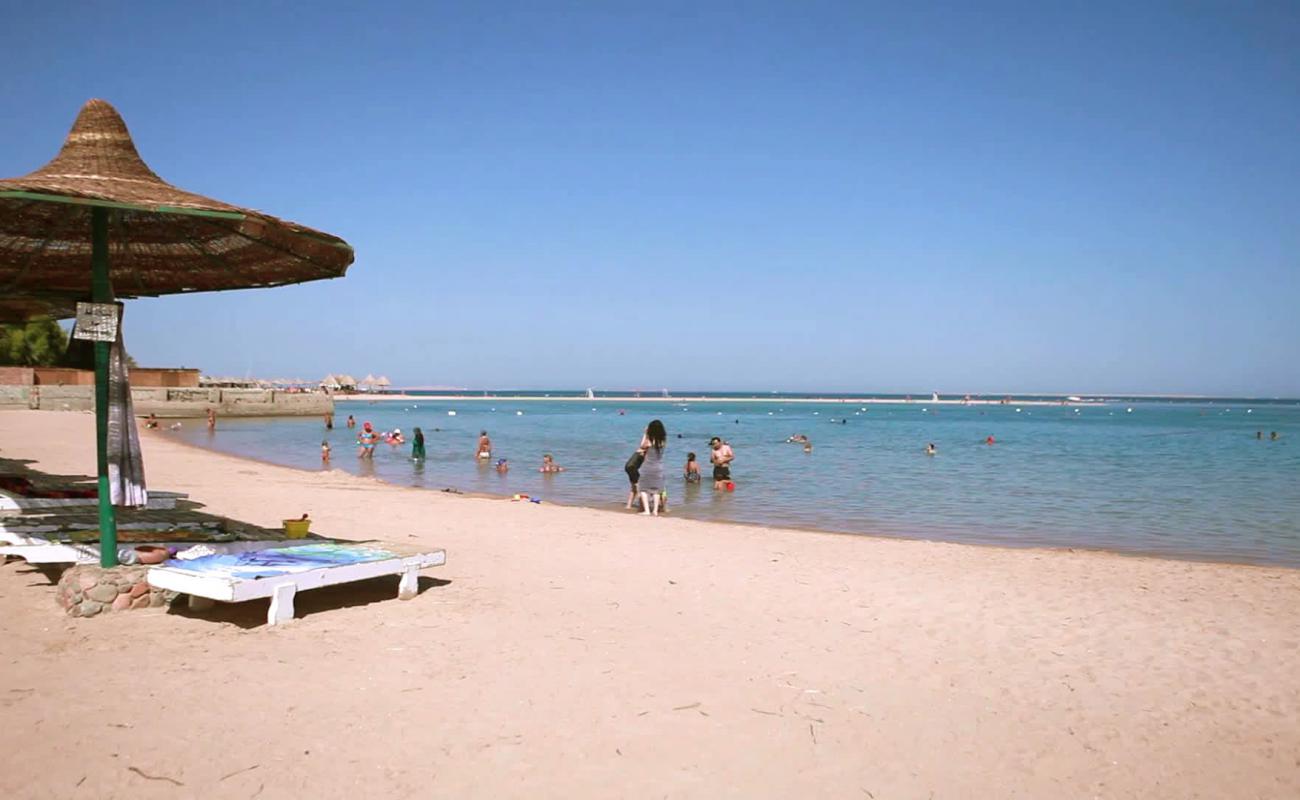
[283,514,311,539]
[530,497,542,504]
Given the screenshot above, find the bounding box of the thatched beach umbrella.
[0,99,354,566]
[375,376,391,393]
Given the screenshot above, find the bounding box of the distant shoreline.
[335,394,1098,406]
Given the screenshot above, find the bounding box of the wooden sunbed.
[0,484,186,512]
[147,541,446,626]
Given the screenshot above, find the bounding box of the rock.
[78,600,102,617]
[129,582,150,599]
[116,582,132,594]
[87,583,119,604]
[131,595,150,610]
[149,592,166,608]
[78,572,99,591]
[111,593,132,611]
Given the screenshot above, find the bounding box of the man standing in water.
[476,430,492,460]
[709,436,734,490]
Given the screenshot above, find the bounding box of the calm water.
[176,398,1300,566]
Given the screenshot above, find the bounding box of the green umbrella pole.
[91,207,119,568]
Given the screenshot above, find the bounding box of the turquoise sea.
[176,395,1300,567]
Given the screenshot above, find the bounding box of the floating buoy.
[516,410,524,416]
[447,410,456,416]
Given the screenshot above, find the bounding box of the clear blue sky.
[5,2,1298,395]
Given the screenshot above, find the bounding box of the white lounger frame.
[148,548,446,626]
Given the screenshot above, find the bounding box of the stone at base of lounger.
[56,565,180,617]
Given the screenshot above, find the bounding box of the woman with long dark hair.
[637,419,667,515]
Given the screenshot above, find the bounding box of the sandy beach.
[2,409,1298,799]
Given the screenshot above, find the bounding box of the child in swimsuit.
[684,452,701,483]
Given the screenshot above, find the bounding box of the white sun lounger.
[147,542,446,626]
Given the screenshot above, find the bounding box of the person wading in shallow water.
[636,420,667,516]
[709,436,734,490]
[357,421,379,459]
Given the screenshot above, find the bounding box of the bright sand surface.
[1,410,1297,799]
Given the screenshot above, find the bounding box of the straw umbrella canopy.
[0,99,353,308]
[0,99,355,567]
[375,375,391,389]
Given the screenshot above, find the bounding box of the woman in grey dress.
[637,419,668,516]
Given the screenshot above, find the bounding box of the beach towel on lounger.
[164,542,399,580]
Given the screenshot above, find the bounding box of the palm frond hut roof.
[0,99,354,320]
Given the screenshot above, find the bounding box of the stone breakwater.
[0,385,331,418]
[55,565,179,617]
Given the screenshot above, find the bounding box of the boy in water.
[321,441,331,463]
[684,452,701,483]
[625,450,643,509]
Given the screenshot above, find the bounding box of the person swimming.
[926,443,937,456]
[986,435,996,445]
[540,454,564,473]
[496,458,509,474]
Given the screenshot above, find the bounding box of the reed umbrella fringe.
[0,99,354,311]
